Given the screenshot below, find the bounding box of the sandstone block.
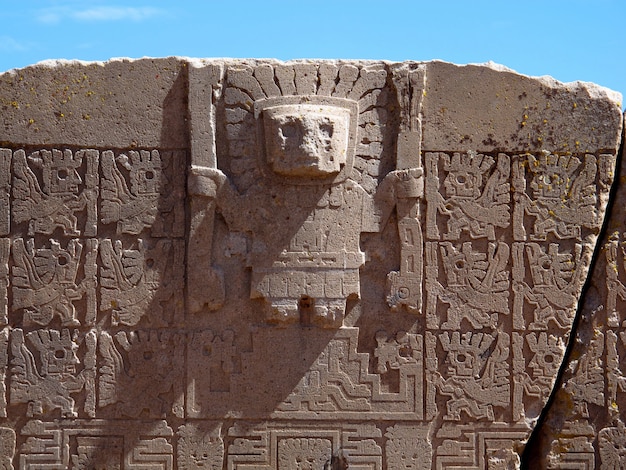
[0,58,622,469]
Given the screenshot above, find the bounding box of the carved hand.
[390,167,424,199]
[188,166,227,198]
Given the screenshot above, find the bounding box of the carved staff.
[187,63,225,313]
[387,65,426,314]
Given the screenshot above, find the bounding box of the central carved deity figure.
[204,95,421,328]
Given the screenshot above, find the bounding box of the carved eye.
[57,168,68,179]
[319,122,334,138]
[54,349,66,359]
[455,260,465,270]
[541,259,551,270]
[145,170,155,180]
[543,354,554,364]
[57,255,69,266]
[455,174,466,184]
[456,353,467,363]
[281,122,298,139]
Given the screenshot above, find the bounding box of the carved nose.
[299,131,318,156]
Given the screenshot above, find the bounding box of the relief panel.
[177,423,224,470]
[384,424,431,470]
[99,238,184,326]
[512,331,566,422]
[426,331,510,423]
[12,148,98,237]
[425,241,510,331]
[100,149,185,237]
[425,151,510,241]
[512,152,605,242]
[12,237,98,326]
[9,328,96,418]
[98,330,184,418]
[512,241,591,331]
[226,423,382,469]
[19,419,173,469]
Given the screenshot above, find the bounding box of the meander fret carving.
[19,419,173,469]
[227,423,382,469]
[0,58,619,469]
[434,424,527,470]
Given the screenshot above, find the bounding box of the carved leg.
[265,299,299,326]
[310,299,345,329]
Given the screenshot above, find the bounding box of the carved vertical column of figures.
[0,145,184,466]
[421,148,614,467]
[424,149,514,457]
[99,148,185,327]
[536,220,626,468]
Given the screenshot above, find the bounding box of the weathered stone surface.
[0,57,186,148]
[0,58,622,469]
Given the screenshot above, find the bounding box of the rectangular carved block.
[0,58,622,469]
[19,419,173,469]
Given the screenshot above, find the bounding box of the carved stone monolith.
[0,58,622,469]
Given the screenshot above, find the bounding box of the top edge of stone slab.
[4,56,621,98]
[417,60,622,153]
[0,57,622,152]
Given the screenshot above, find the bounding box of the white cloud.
[72,6,162,21]
[36,5,163,24]
[0,36,27,52]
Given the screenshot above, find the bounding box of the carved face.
[277,438,331,470]
[530,171,567,198]
[130,165,160,195]
[263,104,350,177]
[43,342,79,375]
[443,170,481,198]
[386,437,432,470]
[128,345,171,378]
[47,163,82,194]
[448,350,478,377]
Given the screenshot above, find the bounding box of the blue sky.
[1,1,625,101]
